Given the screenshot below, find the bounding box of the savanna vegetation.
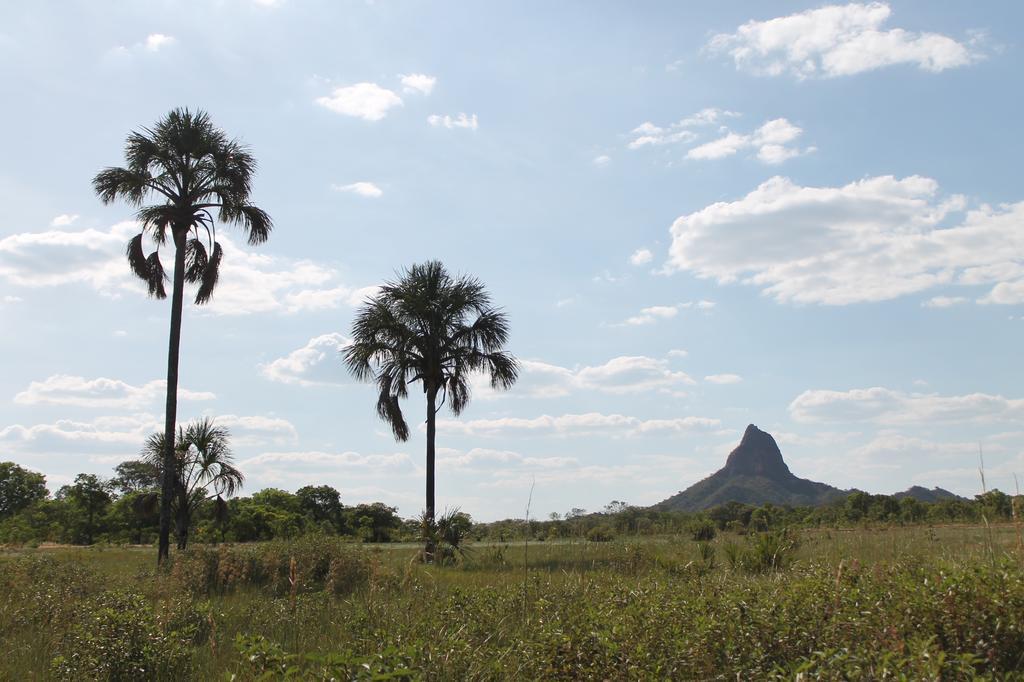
[2,524,1023,679]
[4,107,1021,679]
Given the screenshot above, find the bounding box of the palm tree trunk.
[425,385,437,562]
[158,230,187,566]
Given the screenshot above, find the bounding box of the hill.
[892,485,968,503]
[654,424,847,511]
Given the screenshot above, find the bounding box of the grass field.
[2,524,1023,680]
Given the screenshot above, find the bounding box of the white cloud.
[923,296,968,308]
[14,375,215,409]
[472,355,696,400]
[623,305,679,326]
[790,386,1024,425]
[333,181,383,198]
[315,83,403,121]
[0,413,161,446]
[437,412,721,438]
[705,373,743,385]
[212,414,298,446]
[50,214,78,227]
[238,450,415,482]
[437,447,578,471]
[708,3,980,79]
[666,175,1024,305]
[0,221,377,315]
[399,73,436,95]
[667,349,688,358]
[592,154,611,167]
[144,34,175,52]
[627,108,740,150]
[261,332,352,386]
[686,118,808,164]
[629,248,653,266]
[428,113,478,130]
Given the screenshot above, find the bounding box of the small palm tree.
[143,418,244,550]
[344,261,517,560]
[93,108,271,564]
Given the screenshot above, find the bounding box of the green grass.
[2,524,1023,680]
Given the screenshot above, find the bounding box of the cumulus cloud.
[467,355,697,401]
[399,73,436,95]
[0,413,160,446]
[686,118,809,164]
[622,305,679,326]
[708,2,981,79]
[315,83,403,121]
[0,221,377,315]
[619,301,714,326]
[626,108,739,149]
[705,373,743,385]
[437,447,577,471]
[144,34,175,52]
[50,214,78,227]
[333,181,383,198]
[14,375,214,409]
[666,175,1024,305]
[261,333,352,386]
[592,154,611,167]
[437,412,721,438]
[629,248,653,266]
[428,113,478,130]
[923,296,968,308]
[238,450,415,482]
[789,386,1024,425]
[212,414,298,446]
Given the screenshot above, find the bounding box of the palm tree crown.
[345,261,516,558]
[92,107,272,302]
[344,261,519,441]
[143,418,243,549]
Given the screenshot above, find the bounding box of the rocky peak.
[722,424,793,479]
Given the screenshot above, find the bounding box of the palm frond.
[194,241,222,304]
[92,167,150,205]
[184,238,208,284]
[144,251,167,299]
[125,234,149,282]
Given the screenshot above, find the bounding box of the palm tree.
[142,418,243,550]
[344,261,518,560]
[93,109,271,564]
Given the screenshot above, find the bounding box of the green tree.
[297,485,344,533]
[93,109,272,565]
[344,261,518,559]
[57,474,112,545]
[112,459,161,495]
[0,461,48,518]
[143,418,244,550]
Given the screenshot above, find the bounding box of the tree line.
[3,458,1019,547]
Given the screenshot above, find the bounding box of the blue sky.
[1,1,1022,520]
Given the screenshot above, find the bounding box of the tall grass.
[2,525,1023,679]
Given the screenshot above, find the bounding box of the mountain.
[654,424,848,511]
[892,486,968,503]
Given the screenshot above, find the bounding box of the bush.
[170,536,373,596]
[50,591,194,680]
[231,634,419,680]
[586,525,614,542]
[690,518,717,542]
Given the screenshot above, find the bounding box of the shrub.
[586,525,614,542]
[231,634,419,680]
[690,518,717,542]
[50,591,194,680]
[170,536,372,596]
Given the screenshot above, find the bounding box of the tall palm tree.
[93,109,271,564]
[344,261,518,559]
[142,418,243,550]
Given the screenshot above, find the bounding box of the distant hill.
[654,424,848,512]
[892,486,968,503]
